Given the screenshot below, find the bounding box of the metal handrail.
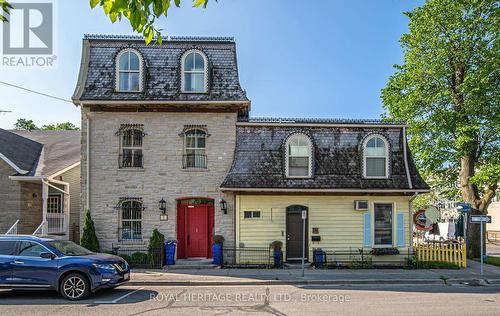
[32,221,46,236]
[5,220,19,235]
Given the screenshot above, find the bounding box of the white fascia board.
[0,152,29,174]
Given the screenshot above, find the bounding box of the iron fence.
[111,246,163,269]
[119,153,143,168]
[312,248,413,268]
[222,247,280,268]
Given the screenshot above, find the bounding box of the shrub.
[130,252,149,265]
[270,240,283,251]
[80,209,100,252]
[118,254,131,263]
[370,248,400,256]
[213,235,225,244]
[415,261,460,269]
[148,228,165,266]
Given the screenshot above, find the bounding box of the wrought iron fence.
[222,247,280,268]
[183,154,207,169]
[119,153,143,168]
[312,248,413,268]
[111,246,163,269]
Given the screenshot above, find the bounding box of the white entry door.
[47,194,65,234]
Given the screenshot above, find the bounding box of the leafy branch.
[0,0,12,22]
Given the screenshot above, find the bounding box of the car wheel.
[60,273,90,300]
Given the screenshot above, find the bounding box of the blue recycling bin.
[165,241,177,265]
[273,249,283,268]
[212,243,223,265]
[313,249,326,268]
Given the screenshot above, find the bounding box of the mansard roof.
[72,34,249,104]
[220,122,429,193]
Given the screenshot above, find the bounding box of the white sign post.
[470,215,492,275]
[301,210,307,278]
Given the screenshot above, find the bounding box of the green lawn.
[472,256,500,267]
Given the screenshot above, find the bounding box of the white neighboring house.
[0,128,80,241]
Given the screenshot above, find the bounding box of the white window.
[184,129,207,169]
[116,49,142,92]
[363,135,389,178]
[285,134,312,178]
[181,50,207,93]
[120,200,142,241]
[374,203,393,246]
[120,128,143,168]
[243,210,261,219]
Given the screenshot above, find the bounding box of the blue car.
[0,235,130,300]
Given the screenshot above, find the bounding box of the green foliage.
[148,228,164,265]
[472,256,500,267]
[0,0,12,23]
[80,209,100,252]
[118,253,132,263]
[14,119,38,131]
[130,251,149,265]
[90,0,211,44]
[382,0,499,213]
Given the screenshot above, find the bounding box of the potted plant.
[212,235,224,265]
[270,240,283,268]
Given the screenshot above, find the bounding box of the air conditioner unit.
[354,200,369,211]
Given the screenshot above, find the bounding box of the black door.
[286,205,308,262]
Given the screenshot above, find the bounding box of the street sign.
[470,215,492,223]
[456,202,472,213]
[302,210,307,220]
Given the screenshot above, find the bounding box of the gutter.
[75,100,251,106]
[219,187,430,193]
[236,122,409,128]
[402,126,413,189]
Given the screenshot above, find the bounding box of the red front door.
[177,203,214,259]
[187,205,208,257]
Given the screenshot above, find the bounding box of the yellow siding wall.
[236,195,412,258]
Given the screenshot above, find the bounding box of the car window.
[0,241,16,256]
[18,241,48,257]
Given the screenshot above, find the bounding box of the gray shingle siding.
[221,126,429,190]
[75,37,248,102]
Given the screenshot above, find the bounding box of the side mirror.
[40,252,55,259]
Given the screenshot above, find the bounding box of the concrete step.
[167,258,218,270]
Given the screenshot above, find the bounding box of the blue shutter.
[363,213,371,248]
[396,213,405,247]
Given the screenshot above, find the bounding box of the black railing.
[312,248,413,268]
[183,154,207,169]
[119,153,143,168]
[222,247,280,268]
[111,246,163,269]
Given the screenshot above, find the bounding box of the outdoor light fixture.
[219,198,228,214]
[159,198,167,214]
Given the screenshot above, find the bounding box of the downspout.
[403,126,413,189]
[409,192,418,253]
[85,108,90,210]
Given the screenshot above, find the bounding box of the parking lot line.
[94,287,144,304]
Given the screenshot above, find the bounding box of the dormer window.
[285,133,312,178]
[181,50,208,93]
[363,135,389,178]
[116,49,143,92]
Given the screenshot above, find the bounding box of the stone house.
[72,34,429,262]
[0,129,81,241]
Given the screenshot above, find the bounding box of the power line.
[0,80,73,104]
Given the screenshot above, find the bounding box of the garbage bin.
[313,249,326,268]
[165,241,177,265]
[212,243,223,266]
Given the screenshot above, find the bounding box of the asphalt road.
[0,283,499,316]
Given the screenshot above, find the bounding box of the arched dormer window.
[116,49,143,92]
[181,50,208,93]
[363,135,389,178]
[285,133,313,178]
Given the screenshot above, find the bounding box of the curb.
[128,278,446,287]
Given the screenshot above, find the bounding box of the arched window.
[181,50,207,93]
[184,129,207,168]
[120,200,142,241]
[363,135,389,178]
[285,134,312,178]
[116,49,142,92]
[119,128,143,168]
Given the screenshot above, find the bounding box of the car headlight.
[93,263,116,271]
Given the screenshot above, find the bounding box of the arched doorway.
[176,198,215,259]
[286,205,308,262]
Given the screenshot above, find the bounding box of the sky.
[0,0,424,129]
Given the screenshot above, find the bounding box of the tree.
[382,0,499,258]
[148,228,165,266]
[90,0,210,44]
[14,119,38,131]
[80,209,100,252]
[0,0,12,22]
[41,122,80,131]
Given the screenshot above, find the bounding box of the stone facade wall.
[0,160,21,233]
[81,108,237,251]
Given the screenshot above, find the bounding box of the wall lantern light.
[219,198,228,214]
[159,198,167,214]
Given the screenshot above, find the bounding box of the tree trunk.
[466,209,486,259]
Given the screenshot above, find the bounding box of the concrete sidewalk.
[129,260,500,286]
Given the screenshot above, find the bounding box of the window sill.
[116,240,145,245]
[182,167,209,172]
[180,91,208,94]
[363,176,390,179]
[372,245,394,248]
[115,90,143,93]
[118,168,145,172]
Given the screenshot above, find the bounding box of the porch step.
[167,258,218,270]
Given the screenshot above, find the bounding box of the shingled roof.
[72,34,248,103]
[220,124,429,192]
[0,128,42,175]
